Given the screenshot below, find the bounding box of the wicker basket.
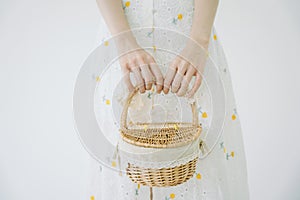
[119,87,202,187]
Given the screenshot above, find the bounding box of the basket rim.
[120,125,202,148]
[123,122,201,128]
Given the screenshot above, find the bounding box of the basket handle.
[120,87,199,129]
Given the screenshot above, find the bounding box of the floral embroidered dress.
[86,0,250,199]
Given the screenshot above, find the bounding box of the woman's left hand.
[163,39,209,98]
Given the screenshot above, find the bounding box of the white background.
[0,0,299,199]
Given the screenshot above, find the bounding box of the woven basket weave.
[120,88,202,187]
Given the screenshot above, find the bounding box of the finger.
[146,55,163,93]
[136,55,154,90]
[135,55,153,90]
[187,72,202,98]
[140,64,154,90]
[121,66,135,92]
[177,67,195,97]
[130,61,145,93]
[149,63,164,94]
[163,60,178,94]
[171,61,188,93]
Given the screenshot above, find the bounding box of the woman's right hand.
[116,36,164,94]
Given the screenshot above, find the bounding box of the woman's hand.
[96,0,163,94]
[117,36,164,94]
[163,39,209,98]
[162,0,218,97]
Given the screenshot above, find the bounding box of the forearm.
[190,0,219,47]
[96,0,137,45]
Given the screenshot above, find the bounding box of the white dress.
[86,0,250,199]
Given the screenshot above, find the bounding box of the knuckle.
[128,59,135,66]
[140,63,148,69]
[178,62,188,71]
[172,82,180,88]
[164,79,171,85]
[171,88,178,93]
[135,55,144,62]
[144,76,152,82]
[156,73,163,80]
[189,67,197,74]
[177,91,184,97]
[181,80,188,87]
[169,64,177,71]
[147,56,155,63]
[156,76,163,83]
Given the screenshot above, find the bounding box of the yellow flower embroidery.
[202,112,208,118]
[173,14,183,24]
[96,76,100,82]
[170,193,176,199]
[111,161,117,167]
[231,151,235,157]
[232,114,236,120]
[105,99,110,105]
[213,34,217,40]
[153,45,157,52]
[125,1,130,7]
[196,173,202,180]
[144,124,148,131]
[90,196,95,200]
[174,124,179,130]
[177,13,183,20]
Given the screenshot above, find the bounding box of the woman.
[87,0,250,199]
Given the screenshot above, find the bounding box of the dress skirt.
[86,0,250,199]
